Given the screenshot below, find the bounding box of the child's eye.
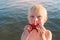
[30,16,34,18]
[37,16,41,18]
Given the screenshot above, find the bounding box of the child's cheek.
[38,19,45,25]
[28,18,34,24]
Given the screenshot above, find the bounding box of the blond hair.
[28,5,47,17]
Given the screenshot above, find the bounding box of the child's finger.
[38,24,46,31]
[36,25,46,34]
[24,25,32,32]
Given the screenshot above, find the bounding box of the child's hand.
[21,25,32,40]
[24,25,32,33]
[36,24,52,40]
[36,24,46,40]
[36,24,46,33]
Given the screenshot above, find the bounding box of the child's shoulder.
[46,29,52,34]
[45,29,52,38]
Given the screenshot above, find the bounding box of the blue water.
[0,0,60,40]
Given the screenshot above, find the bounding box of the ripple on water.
[0,0,60,40]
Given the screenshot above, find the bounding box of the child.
[21,5,52,40]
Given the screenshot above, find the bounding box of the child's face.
[28,10,47,25]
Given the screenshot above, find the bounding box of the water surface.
[0,0,60,40]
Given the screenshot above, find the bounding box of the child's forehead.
[28,9,47,16]
[29,12,44,16]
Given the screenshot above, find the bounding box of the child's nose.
[34,17,38,25]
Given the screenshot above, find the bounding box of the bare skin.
[21,5,52,40]
[21,25,52,40]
